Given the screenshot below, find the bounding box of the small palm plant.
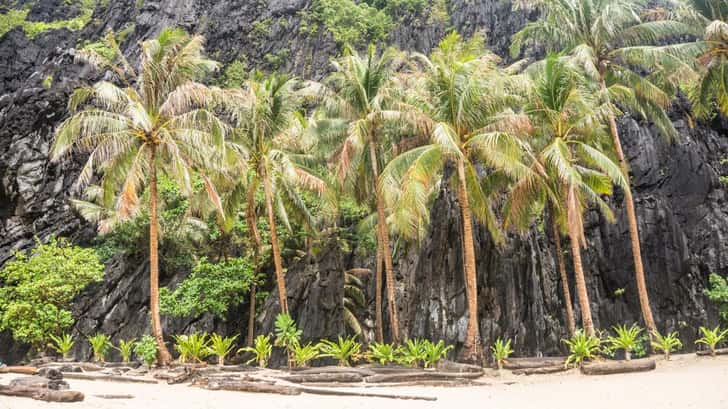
[317,336,362,367]
[116,339,136,363]
[207,334,238,366]
[368,342,397,365]
[173,333,211,364]
[396,339,427,368]
[422,340,454,369]
[134,335,158,368]
[563,330,601,368]
[695,326,728,356]
[48,334,74,360]
[607,324,643,361]
[651,331,683,361]
[291,342,320,368]
[274,313,302,369]
[88,333,112,363]
[491,338,514,370]
[239,335,273,368]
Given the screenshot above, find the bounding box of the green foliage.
[396,339,426,367]
[83,40,116,61]
[491,338,514,369]
[251,18,272,38]
[274,313,303,351]
[160,257,256,319]
[313,0,392,46]
[613,288,625,297]
[134,335,158,367]
[88,333,112,362]
[706,273,728,323]
[173,333,211,363]
[695,326,728,355]
[0,0,95,39]
[367,342,397,365]
[263,48,290,70]
[207,334,238,365]
[421,340,453,368]
[42,74,53,89]
[317,336,362,366]
[563,330,602,368]
[239,335,273,368]
[291,342,321,368]
[428,0,449,23]
[0,238,104,349]
[651,331,683,360]
[48,334,74,359]
[116,338,136,363]
[216,59,248,88]
[606,324,643,360]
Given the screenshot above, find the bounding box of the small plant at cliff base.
[173,333,211,364]
[291,342,321,368]
[88,333,112,363]
[115,339,136,363]
[239,335,273,368]
[367,342,397,365]
[318,336,363,367]
[695,326,728,356]
[134,335,158,368]
[651,331,683,361]
[705,274,728,323]
[606,324,643,361]
[563,330,602,368]
[274,314,303,369]
[207,334,238,366]
[491,338,514,370]
[422,340,454,369]
[48,334,74,360]
[395,339,427,368]
[0,237,104,353]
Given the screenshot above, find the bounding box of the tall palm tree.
[381,33,531,362]
[504,55,629,336]
[219,73,325,316]
[511,0,696,336]
[51,28,224,364]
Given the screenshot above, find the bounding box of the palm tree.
[504,55,629,336]
[50,28,224,364]
[511,0,697,336]
[219,73,325,316]
[381,32,531,362]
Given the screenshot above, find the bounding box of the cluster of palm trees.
[50,0,727,365]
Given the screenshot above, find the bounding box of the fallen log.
[0,385,84,402]
[39,362,103,372]
[502,357,567,370]
[296,385,437,401]
[207,380,302,395]
[0,366,38,375]
[365,370,483,383]
[292,366,376,377]
[436,360,483,373]
[280,373,363,384]
[512,366,569,376]
[358,364,423,374]
[63,373,159,384]
[696,348,728,356]
[93,394,135,399]
[580,359,656,375]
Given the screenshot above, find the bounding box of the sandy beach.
[1,354,726,409]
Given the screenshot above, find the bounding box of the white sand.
[1,354,727,409]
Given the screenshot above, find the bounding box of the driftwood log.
[696,348,728,356]
[512,366,569,375]
[295,385,437,401]
[280,373,364,383]
[502,357,567,370]
[207,380,302,395]
[93,394,135,399]
[0,384,84,402]
[0,366,39,375]
[292,366,377,376]
[364,370,483,383]
[63,373,159,384]
[580,359,656,375]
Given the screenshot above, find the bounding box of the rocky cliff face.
[1,0,726,364]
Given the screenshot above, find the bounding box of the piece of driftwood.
[358,364,423,374]
[435,360,483,373]
[364,370,483,383]
[280,372,364,383]
[93,394,135,399]
[0,366,39,375]
[296,385,437,401]
[63,373,159,384]
[39,362,104,372]
[9,375,69,390]
[502,357,567,370]
[0,385,84,402]
[207,380,302,395]
[580,359,656,375]
[292,366,376,377]
[512,366,569,375]
[696,348,728,356]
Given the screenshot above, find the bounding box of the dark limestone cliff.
[1,0,726,364]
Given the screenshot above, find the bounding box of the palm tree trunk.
[600,79,657,335]
[369,142,400,344]
[262,168,289,315]
[148,146,172,365]
[245,194,262,346]
[550,206,576,337]
[455,158,482,363]
[566,209,595,337]
[374,241,384,344]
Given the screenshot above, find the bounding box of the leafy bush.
[695,326,728,356]
[88,333,112,363]
[606,324,643,361]
[134,335,158,367]
[706,273,728,323]
[0,238,104,351]
[563,330,601,368]
[291,342,320,368]
[317,336,362,366]
[173,333,211,363]
[274,313,302,368]
[207,334,238,365]
[396,339,426,367]
[367,342,397,365]
[422,340,453,368]
[48,334,74,360]
[116,338,136,363]
[491,338,514,370]
[239,335,273,368]
[313,0,392,46]
[216,59,248,88]
[651,331,683,360]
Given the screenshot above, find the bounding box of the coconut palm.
[381,32,532,362]
[511,0,697,336]
[504,55,629,336]
[50,28,224,364]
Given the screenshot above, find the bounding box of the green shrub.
[134,335,158,367]
[173,333,211,363]
[606,324,643,361]
[491,338,514,370]
[317,336,362,366]
[651,331,682,360]
[422,340,453,368]
[706,273,728,323]
[291,342,320,368]
[207,334,238,365]
[274,313,302,368]
[367,342,397,365]
[695,326,728,356]
[216,59,248,88]
[115,338,136,363]
[239,335,273,368]
[563,330,601,368]
[88,333,112,362]
[0,238,104,351]
[396,339,426,367]
[313,0,392,46]
[48,334,74,360]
